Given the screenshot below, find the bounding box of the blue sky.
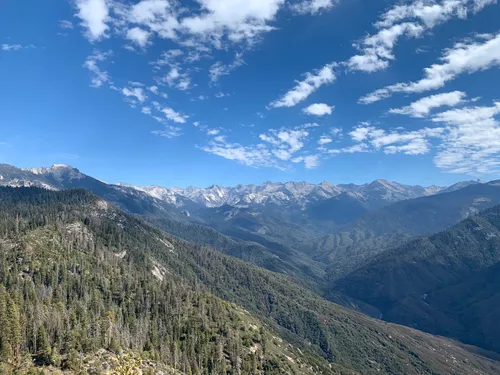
[1,0,500,188]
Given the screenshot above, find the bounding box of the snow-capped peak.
[123,179,443,209]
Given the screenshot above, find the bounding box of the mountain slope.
[1,187,499,374]
[334,204,500,353]
[1,163,480,285]
[310,180,500,279]
[0,164,324,283]
[0,187,342,375]
[144,215,326,284]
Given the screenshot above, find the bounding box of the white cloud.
[346,0,499,74]
[302,103,334,116]
[59,20,74,29]
[432,102,500,174]
[273,0,495,103]
[200,138,279,169]
[473,0,497,12]
[181,0,285,46]
[291,0,337,15]
[328,143,370,154]
[302,122,320,128]
[318,136,332,145]
[304,155,320,168]
[152,125,182,138]
[141,106,152,115]
[270,63,336,108]
[83,49,112,88]
[151,49,193,91]
[148,85,168,98]
[126,27,151,47]
[330,127,342,136]
[1,44,23,51]
[209,53,245,82]
[389,91,467,118]
[206,128,220,135]
[161,106,188,123]
[349,126,373,142]
[375,0,469,29]
[348,22,424,72]
[260,128,309,154]
[292,154,320,168]
[122,87,148,102]
[158,66,192,91]
[201,125,319,169]
[360,33,500,103]
[152,49,184,70]
[348,125,443,155]
[75,0,109,42]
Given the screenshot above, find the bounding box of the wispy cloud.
[271,0,496,105]
[122,86,148,102]
[432,102,500,174]
[270,63,336,108]
[346,124,444,155]
[209,53,245,83]
[152,126,183,138]
[348,0,494,73]
[1,44,23,51]
[318,135,333,145]
[59,20,74,29]
[152,49,193,90]
[360,33,500,104]
[290,0,338,15]
[200,138,280,169]
[201,124,322,169]
[161,106,188,123]
[389,91,467,118]
[83,49,112,88]
[1,44,36,51]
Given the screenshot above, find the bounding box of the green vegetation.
[0,187,499,374]
[0,188,335,374]
[335,204,500,353]
[306,181,500,280]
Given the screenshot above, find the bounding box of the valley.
[1,163,500,374]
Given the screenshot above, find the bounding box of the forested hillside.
[335,204,500,353]
[0,188,334,375]
[308,180,500,280]
[0,187,499,374]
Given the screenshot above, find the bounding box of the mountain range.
[2,162,500,373]
[1,186,499,375]
[1,163,474,210]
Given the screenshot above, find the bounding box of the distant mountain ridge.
[122,178,454,209]
[1,163,482,212]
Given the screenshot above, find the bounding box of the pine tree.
[6,294,21,360]
[0,286,13,361]
[36,326,51,364]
